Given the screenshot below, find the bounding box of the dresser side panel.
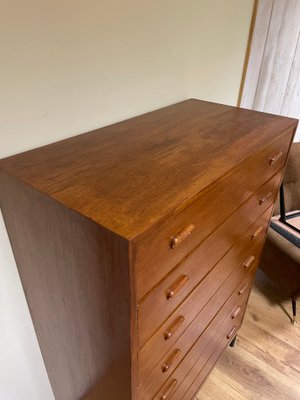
[0,172,132,400]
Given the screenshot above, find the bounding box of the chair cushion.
[270,210,300,248]
[260,228,300,296]
[273,143,300,215]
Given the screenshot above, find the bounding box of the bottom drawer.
[184,329,234,400]
[153,267,256,400]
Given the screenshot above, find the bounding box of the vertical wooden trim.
[237,0,259,107]
[251,0,275,110]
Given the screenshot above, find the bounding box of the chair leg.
[229,335,237,348]
[292,298,297,324]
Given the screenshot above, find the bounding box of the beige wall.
[188,0,254,104]
[0,1,253,398]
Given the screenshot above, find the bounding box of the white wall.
[0,1,254,398]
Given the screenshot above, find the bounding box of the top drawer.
[133,131,292,301]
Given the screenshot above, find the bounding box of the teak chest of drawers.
[0,99,297,400]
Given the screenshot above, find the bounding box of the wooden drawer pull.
[159,379,178,399]
[231,306,242,319]
[269,151,283,166]
[226,326,237,340]
[242,255,255,270]
[162,349,181,373]
[164,316,185,340]
[238,283,248,296]
[251,226,264,240]
[170,224,195,249]
[259,192,272,205]
[166,275,189,300]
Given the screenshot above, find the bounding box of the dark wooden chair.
[260,142,300,323]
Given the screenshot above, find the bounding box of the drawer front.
[170,293,250,400]
[179,338,230,400]
[172,267,256,400]
[181,340,230,400]
[134,132,290,302]
[138,237,261,387]
[180,319,244,400]
[154,335,235,400]
[149,269,256,400]
[137,172,281,347]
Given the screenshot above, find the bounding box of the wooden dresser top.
[0,99,297,239]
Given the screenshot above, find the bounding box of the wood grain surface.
[198,270,300,400]
[134,134,290,301]
[0,173,133,400]
[137,171,281,329]
[138,237,264,383]
[153,268,256,400]
[0,99,296,400]
[0,99,296,239]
